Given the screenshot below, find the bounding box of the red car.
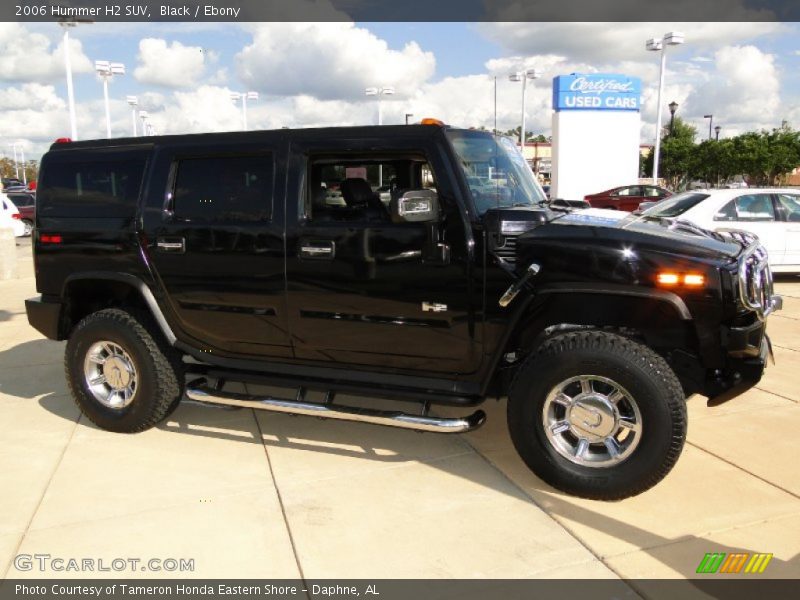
[584,185,672,212]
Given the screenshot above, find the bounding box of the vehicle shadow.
[525,492,799,598]
[5,338,797,587]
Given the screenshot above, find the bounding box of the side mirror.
[390,189,440,224]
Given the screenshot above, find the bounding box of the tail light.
[11,213,21,220]
[40,234,63,244]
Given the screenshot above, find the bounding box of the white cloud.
[478,22,784,64]
[134,39,212,88]
[682,45,780,136]
[0,84,65,112]
[0,23,92,83]
[235,23,435,101]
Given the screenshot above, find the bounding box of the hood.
[542,209,743,261]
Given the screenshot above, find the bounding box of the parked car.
[639,189,800,273]
[585,184,672,211]
[6,191,34,236]
[0,193,25,237]
[26,127,781,500]
[1,177,23,190]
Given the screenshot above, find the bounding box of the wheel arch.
[60,272,177,345]
[488,286,698,394]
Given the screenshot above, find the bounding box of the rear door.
[611,186,643,211]
[775,192,800,267]
[142,139,291,358]
[712,193,787,265]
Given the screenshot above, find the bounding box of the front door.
[283,138,481,374]
[143,141,291,358]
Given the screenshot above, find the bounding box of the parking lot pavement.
[0,241,798,583]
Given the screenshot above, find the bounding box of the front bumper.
[25,296,63,340]
[706,335,771,406]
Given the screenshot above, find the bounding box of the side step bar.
[184,379,486,434]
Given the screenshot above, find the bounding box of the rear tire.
[65,308,184,432]
[22,220,33,236]
[508,330,686,500]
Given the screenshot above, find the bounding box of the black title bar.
[4,0,800,22]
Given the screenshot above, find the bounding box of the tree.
[0,157,38,184]
[500,126,542,143]
[690,139,737,187]
[642,116,697,189]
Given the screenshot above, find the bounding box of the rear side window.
[8,194,34,207]
[171,154,273,223]
[39,152,146,218]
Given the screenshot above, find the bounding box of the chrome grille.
[720,231,776,320]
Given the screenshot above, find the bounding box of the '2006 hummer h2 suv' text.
[26,124,781,499]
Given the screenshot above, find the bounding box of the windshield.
[446,130,546,215]
[640,192,710,219]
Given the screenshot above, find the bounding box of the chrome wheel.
[22,220,32,236]
[83,341,138,409]
[542,375,642,468]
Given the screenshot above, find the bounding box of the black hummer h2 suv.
[26,124,781,499]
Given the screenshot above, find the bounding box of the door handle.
[156,237,185,253]
[299,241,335,259]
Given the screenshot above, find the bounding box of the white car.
[0,193,26,238]
[640,188,800,273]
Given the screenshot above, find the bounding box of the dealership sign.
[553,73,642,112]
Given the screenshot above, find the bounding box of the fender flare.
[62,271,178,345]
[534,282,691,320]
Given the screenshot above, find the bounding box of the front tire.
[508,331,686,500]
[65,308,184,432]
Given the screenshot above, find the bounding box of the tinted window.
[776,194,800,222]
[714,194,775,222]
[39,153,146,218]
[8,193,34,207]
[307,156,427,223]
[616,186,641,197]
[643,186,664,198]
[641,192,709,218]
[172,155,273,223]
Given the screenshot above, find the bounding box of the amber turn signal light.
[657,272,680,285]
[657,272,705,287]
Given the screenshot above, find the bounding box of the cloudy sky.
[1,20,799,160]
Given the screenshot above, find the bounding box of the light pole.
[19,145,27,186]
[126,96,138,137]
[138,110,149,136]
[715,125,721,141]
[405,113,414,125]
[704,114,713,140]
[668,101,679,136]
[230,91,258,131]
[10,144,20,179]
[365,86,395,186]
[95,60,126,138]
[509,68,542,148]
[646,32,685,184]
[58,19,92,140]
[365,86,395,127]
